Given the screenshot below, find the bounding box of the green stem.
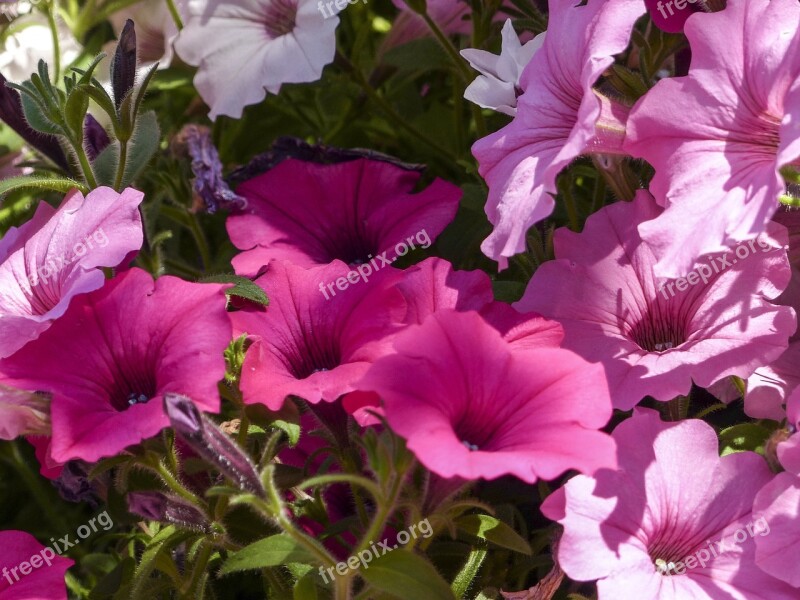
[152,458,204,507]
[166,0,184,30]
[417,11,472,82]
[113,140,127,190]
[73,141,99,188]
[46,4,61,81]
[182,541,212,598]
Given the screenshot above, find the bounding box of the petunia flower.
[173,0,340,119]
[358,309,616,483]
[461,20,545,117]
[0,385,49,441]
[0,530,73,600]
[0,11,81,83]
[231,260,407,410]
[0,187,144,359]
[472,0,644,267]
[753,472,800,588]
[0,268,232,462]
[775,388,800,476]
[517,191,795,411]
[543,409,798,600]
[625,0,800,278]
[227,157,460,274]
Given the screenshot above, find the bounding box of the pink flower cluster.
[2,0,800,595]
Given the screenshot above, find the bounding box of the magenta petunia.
[753,472,800,588]
[0,187,143,359]
[0,530,73,600]
[0,268,231,462]
[358,309,616,483]
[471,0,643,267]
[543,409,797,600]
[227,158,460,274]
[625,0,800,278]
[232,260,406,410]
[517,191,795,410]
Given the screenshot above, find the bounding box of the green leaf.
[64,87,90,138]
[293,571,319,600]
[272,419,301,446]
[78,84,119,125]
[201,273,269,306]
[0,175,88,197]
[454,515,532,555]
[92,142,119,188]
[359,549,455,600]
[720,423,775,456]
[20,93,62,135]
[119,110,160,188]
[219,535,314,575]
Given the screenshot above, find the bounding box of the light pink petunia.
[0,187,143,359]
[543,409,797,600]
[227,158,460,274]
[776,388,800,475]
[232,260,407,410]
[0,268,232,462]
[472,0,644,267]
[0,385,49,441]
[358,309,615,483]
[0,530,73,599]
[517,191,795,410]
[753,472,800,588]
[626,0,800,278]
[174,0,339,119]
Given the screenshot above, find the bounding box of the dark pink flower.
[625,0,800,278]
[472,0,643,267]
[0,187,143,358]
[359,309,615,483]
[226,158,460,274]
[543,409,796,600]
[0,268,231,462]
[232,260,406,410]
[753,472,800,588]
[0,530,73,600]
[517,191,795,410]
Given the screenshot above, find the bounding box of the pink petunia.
[543,409,797,600]
[232,260,406,410]
[0,268,232,462]
[0,187,143,359]
[625,0,800,278]
[471,0,644,267]
[776,388,800,476]
[227,158,460,274]
[358,309,616,483]
[753,472,800,588]
[517,191,795,410]
[0,385,49,441]
[0,530,73,600]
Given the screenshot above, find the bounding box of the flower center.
[628,304,688,353]
[280,332,341,380]
[263,0,298,38]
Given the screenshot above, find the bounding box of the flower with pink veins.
[0,530,73,599]
[174,0,339,119]
[626,0,800,279]
[753,472,800,588]
[517,191,795,411]
[461,20,545,116]
[358,309,616,483]
[543,409,796,600]
[472,0,644,267]
[0,268,232,462]
[227,158,460,274]
[0,187,143,359]
[232,260,407,411]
